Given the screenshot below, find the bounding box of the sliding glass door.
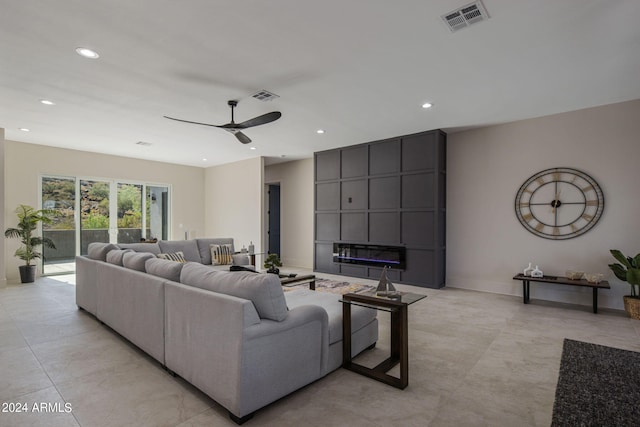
[117,183,143,243]
[147,186,169,240]
[40,176,170,275]
[80,179,111,255]
[42,177,77,275]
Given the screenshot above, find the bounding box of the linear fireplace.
[332,243,406,270]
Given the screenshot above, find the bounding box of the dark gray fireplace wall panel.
[369,176,400,209]
[369,139,400,175]
[369,212,400,244]
[314,129,446,288]
[316,182,340,211]
[316,150,340,181]
[341,145,368,178]
[401,211,434,247]
[316,213,339,241]
[341,213,366,241]
[341,180,367,210]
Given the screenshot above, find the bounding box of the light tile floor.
[1,272,639,427]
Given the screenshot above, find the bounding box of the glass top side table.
[340,291,426,389]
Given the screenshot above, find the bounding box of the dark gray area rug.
[551,338,640,427]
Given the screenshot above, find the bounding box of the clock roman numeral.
[536,177,545,185]
[582,213,593,221]
[586,200,599,206]
[582,185,594,192]
[535,222,545,232]
[552,172,561,181]
[522,213,533,222]
[519,202,530,207]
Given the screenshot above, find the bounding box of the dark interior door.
[268,184,281,255]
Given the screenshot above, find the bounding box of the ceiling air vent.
[252,90,280,102]
[442,1,489,32]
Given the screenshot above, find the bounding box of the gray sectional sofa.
[75,239,378,424]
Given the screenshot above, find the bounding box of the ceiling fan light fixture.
[75,47,100,59]
[422,102,433,109]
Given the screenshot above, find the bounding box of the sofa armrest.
[75,255,99,315]
[236,305,329,417]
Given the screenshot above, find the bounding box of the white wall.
[4,140,205,282]
[204,157,264,255]
[265,159,314,269]
[0,128,5,287]
[447,99,640,310]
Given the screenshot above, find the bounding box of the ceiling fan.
[164,100,281,144]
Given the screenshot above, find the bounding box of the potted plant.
[4,204,57,283]
[608,249,640,319]
[263,253,282,274]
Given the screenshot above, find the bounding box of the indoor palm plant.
[608,249,640,319]
[4,204,57,283]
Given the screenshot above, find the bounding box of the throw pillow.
[210,244,233,265]
[157,251,187,263]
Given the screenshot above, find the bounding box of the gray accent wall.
[314,129,446,288]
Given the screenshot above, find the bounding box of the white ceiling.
[2,0,639,167]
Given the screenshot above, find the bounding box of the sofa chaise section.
[164,281,329,422]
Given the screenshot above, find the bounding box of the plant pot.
[19,265,37,283]
[623,295,640,320]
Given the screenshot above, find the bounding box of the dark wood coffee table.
[279,274,316,290]
[341,291,426,389]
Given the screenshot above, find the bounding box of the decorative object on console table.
[531,265,543,278]
[523,262,533,276]
[4,205,57,283]
[264,253,282,274]
[514,167,605,240]
[375,266,398,297]
[608,249,640,320]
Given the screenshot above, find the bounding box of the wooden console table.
[513,273,610,313]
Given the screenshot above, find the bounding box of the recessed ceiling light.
[19,128,30,132]
[75,47,100,59]
[40,99,55,105]
[250,147,257,150]
[316,129,325,134]
[422,102,433,109]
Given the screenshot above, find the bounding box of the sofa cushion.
[146,258,184,282]
[87,242,118,261]
[118,242,161,255]
[180,262,288,321]
[210,244,233,265]
[157,251,187,263]
[158,240,201,263]
[196,238,234,265]
[106,249,133,266]
[122,252,155,272]
[285,289,377,345]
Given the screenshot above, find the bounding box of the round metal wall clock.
[515,167,604,240]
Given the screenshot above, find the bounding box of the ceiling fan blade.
[163,116,221,128]
[236,111,282,129]
[234,131,252,144]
